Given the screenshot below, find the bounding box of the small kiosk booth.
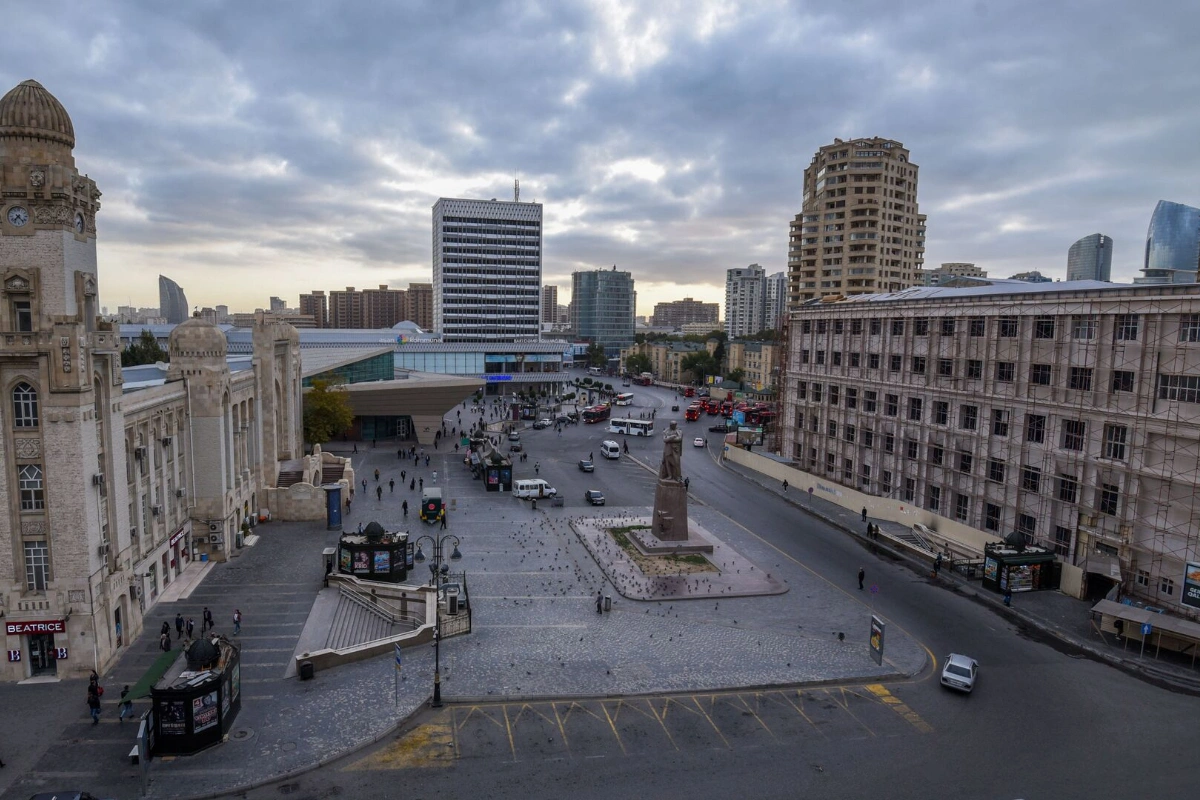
[982,538,1061,594]
[149,636,241,755]
[337,521,411,583]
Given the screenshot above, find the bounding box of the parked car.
[578,459,594,472]
[584,489,606,506]
[532,419,551,430]
[693,437,705,447]
[556,415,570,424]
[507,431,521,442]
[709,423,731,433]
[509,442,523,452]
[671,404,679,411]
[940,653,979,693]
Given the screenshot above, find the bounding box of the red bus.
[684,386,695,397]
[684,406,702,422]
[583,404,611,424]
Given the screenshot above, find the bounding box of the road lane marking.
[865,684,934,733]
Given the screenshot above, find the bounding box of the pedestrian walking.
[425,455,430,466]
[233,609,242,635]
[362,478,367,492]
[596,591,603,614]
[186,617,195,639]
[88,692,102,725]
[1003,587,1013,607]
[376,485,383,501]
[857,567,866,591]
[175,613,184,639]
[861,507,868,522]
[934,552,943,577]
[398,448,403,459]
[782,479,789,492]
[374,468,380,481]
[119,685,133,723]
[401,470,406,481]
[402,500,408,517]
[203,607,214,632]
[589,452,593,462]
[353,443,358,454]
[346,498,352,513]
[419,477,424,491]
[160,632,171,652]
[161,620,170,639]
[534,462,540,476]
[410,478,415,491]
[440,513,448,529]
[389,479,395,493]
[684,477,690,490]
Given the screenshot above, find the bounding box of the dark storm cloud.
[2,0,1199,310]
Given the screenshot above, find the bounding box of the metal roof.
[808,279,1200,306]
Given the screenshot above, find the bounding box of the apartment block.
[651,297,719,329]
[299,290,328,328]
[780,281,1200,617]
[788,137,925,307]
[542,285,559,323]
[406,283,434,331]
[917,262,987,286]
[725,265,766,338]
[619,340,710,384]
[362,284,407,328]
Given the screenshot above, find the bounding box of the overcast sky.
[4,0,1198,317]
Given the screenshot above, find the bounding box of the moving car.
[532,419,551,430]
[584,489,606,506]
[507,431,521,441]
[940,653,979,693]
[710,423,732,432]
[556,415,570,424]
[509,442,523,452]
[578,459,594,472]
[671,404,679,411]
[693,437,705,447]
[420,487,444,523]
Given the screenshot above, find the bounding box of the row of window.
[799,312,1200,342]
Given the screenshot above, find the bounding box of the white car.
[693,437,705,447]
[940,653,978,693]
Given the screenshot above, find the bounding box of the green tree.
[727,368,746,385]
[121,329,169,367]
[681,352,718,385]
[625,352,652,376]
[303,379,354,445]
[585,342,607,367]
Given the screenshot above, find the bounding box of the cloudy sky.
[3,0,1198,317]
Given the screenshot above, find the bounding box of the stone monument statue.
[652,421,689,540]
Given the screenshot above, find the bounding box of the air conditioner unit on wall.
[161,437,172,447]
[92,474,104,486]
[209,534,221,544]
[134,446,146,459]
[176,488,185,498]
[152,506,161,516]
[208,522,221,533]
[130,526,138,537]
[97,542,109,557]
[211,542,223,550]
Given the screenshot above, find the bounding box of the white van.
[600,440,621,460]
[512,478,557,499]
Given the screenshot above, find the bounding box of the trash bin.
[236,532,244,548]
[604,595,612,612]
[300,660,314,680]
[446,586,460,615]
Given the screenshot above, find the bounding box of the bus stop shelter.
[1091,599,1200,669]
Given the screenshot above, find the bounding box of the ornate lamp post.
[413,534,462,707]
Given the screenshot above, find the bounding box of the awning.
[1091,599,1200,643]
[1083,553,1122,581]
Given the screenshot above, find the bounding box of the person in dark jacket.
[174,613,184,639]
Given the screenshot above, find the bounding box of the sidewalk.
[720,455,1200,693]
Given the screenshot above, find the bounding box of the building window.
[1111,370,1134,392]
[1181,313,1200,343]
[1053,526,1072,557]
[1103,424,1128,460]
[850,352,861,368]
[18,464,45,510]
[911,356,926,375]
[12,382,38,428]
[954,493,970,522]
[934,401,949,425]
[831,351,843,367]
[1025,414,1046,444]
[870,318,882,335]
[987,459,1006,483]
[1057,473,1079,504]
[829,386,840,406]
[864,390,877,413]
[889,354,902,372]
[810,415,820,432]
[826,452,836,473]
[795,412,804,431]
[957,450,973,474]
[862,429,874,448]
[797,381,807,400]
[1115,314,1139,341]
[811,383,823,403]
[868,353,880,370]
[884,394,899,416]
[937,358,953,377]
[801,350,810,365]
[802,320,812,334]
[23,540,49,591]
[881,470,892,495]
[14,300,33,332]
[851,319,863,335]
[1136,569,1150,587]
[941,317,956,336]
[926,485,941,513]
[1062,420,1086,451]
[995,362,1015,382]
[843,458,854,482]
[908,397,923,421]
[827,420,838,438]
[1071,315,1096,339]
[1030,364,1051,385]
[1021,465,1042,493]
[1067,367,1093,391]
[984,503,1001,531]
[903,478,916,502]
[968,317,985,337]
[1017,514,1037,544]
[1158,374,1200,403]
[816,350,826,365]
[1033,316,1055,339]
[913,317,929,336]
[959,405,978,430]
[816,319,828,334]
[884,433,895,454]
[966,360,983,380]
[998,317,1018,337]
[991,409,1009,437]
[833,319,844,335]
[929,444,944,465]
[905,439,919,459]
[844,424,856,443]
[891,319,904,336]
[1099,483,1120,516]
[1159,577,1175,596]
[845,388,858,409]
[859,464,871,488]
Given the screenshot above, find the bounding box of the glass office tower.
[1139,200,1200,284]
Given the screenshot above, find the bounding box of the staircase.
[276,469,304,488]
[324,587,405,650]
[321,463,345,484]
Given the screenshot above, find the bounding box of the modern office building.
[651,297,719,329]
[764,272,787,330]
[1067,234,1113,282]
[917,262,987,286]
[299,290,329,328]
[158,275,189,324]
[787,137,925,307]
[571,267,636,355]
[433,197,542,341]
[779,279,1200,616]
[725,264,766,338]
[1139,200,1200,285]
[542,285,559,323]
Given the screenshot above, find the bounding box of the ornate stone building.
[0,80,303,683]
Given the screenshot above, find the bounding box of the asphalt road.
[238,383,1200,800]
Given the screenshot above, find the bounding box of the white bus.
[614,392,635,406]
[608,418,655,437]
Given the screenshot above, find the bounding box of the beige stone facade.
[780,281,1200,616]
[651,297,719,329]
[726,340,781,391]
[787,137,925,307]
[620,340,708,384]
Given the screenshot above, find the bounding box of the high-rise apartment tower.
[725,265,766,338]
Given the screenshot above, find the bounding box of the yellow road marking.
[865,684,934,733]
[343,717,454,771]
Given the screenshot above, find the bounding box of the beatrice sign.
[6,619,66,636]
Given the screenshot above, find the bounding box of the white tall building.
[765,271,787,330]
[725,264,766,338]
[432,197,542,342]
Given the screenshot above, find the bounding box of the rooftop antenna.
[514,178,520,203]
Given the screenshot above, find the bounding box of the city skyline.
[2,3,1198,315]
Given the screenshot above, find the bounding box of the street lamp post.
[413,534,462,708]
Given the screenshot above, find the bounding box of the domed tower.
[0,80,127,683]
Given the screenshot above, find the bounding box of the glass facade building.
[1066,233,1112,282]
[1140,200,1200,285]
[158,275,189,324]
[571,268,636,355]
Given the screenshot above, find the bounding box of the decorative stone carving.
[29,169,45,187]
[32,205,70,225]
[83,276,97,297]
[21,519,46,537]
[68,589,86,604]
[5,275,30,291]
[14,438,41,458]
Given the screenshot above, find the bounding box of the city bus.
[614,392,635,406]
[582,404,611,424]
[608,419,655,437]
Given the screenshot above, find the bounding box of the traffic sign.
[1141,622,1153,636]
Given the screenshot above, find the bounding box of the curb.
[722,458,1200,696]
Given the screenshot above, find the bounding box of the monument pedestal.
[652,479,689,541]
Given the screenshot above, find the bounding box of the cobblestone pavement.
[1,433,927,800]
